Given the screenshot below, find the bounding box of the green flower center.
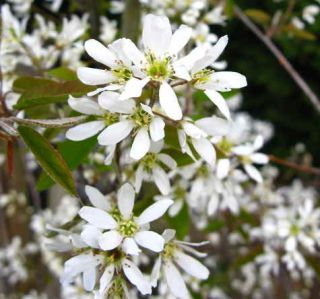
[141,153,157,172]
[112,66,132,83]
[118,219,139,237]
[129,107,152,128]
[217,138,233,155]
[197,164,210,178]
[103,112,119,126]
[239,155,252,165]
[290,224,300,236]
[192,69,213,85]
[146,53,172,81]
[162,242,177,260]
[173,186,186,199]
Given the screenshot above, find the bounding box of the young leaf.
[18,126,77,195]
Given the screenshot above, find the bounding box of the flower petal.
[169,24,192,55]
[150,256,162,287]
[98,120,134,145]
[158,153,177,170]
[137,199,174,225]
[195,116,230,136]
[142,14,172,56]
[98,91,135,114]
[117,183,135,219]
[251,153,269,164]
[98,230,123,250]
[130,127,150,160]
[85,185,110,210]
[122,38,147,68]
[152,165,171,195]
[79,206,117,229]
[134,231,165,252]
[83,267,96,291]
[204,90,231,120]
[84,39,117,68]
[159,82,182,120]
[122,238,141,256]
[98,264,115,296]
[244,164,263,183]
[192,138,216,166]
[81,225,102,249]
[66,121,105,141]
[120,77,150,100]
[150,117,165,142]
[163,261,190,298]
[216,159,230,179]
[68,96,103,115]
[174,251,209,280]
[122,259,151,295]
[77,67,116,85]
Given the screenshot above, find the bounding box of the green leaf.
[166,204,190,239]
[18,126,77,195]
[245,9,271,26]
[281,24,316,41]
[47,67,78,81]
[162,148,194,167]
[13,77,94,110]
[37,137,97,191]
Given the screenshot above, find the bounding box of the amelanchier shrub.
[0,1,320,298]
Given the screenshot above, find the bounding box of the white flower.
[79,183,173,255]
[134,141,177,195]
[151,229,209,298]
[302,5,320,24]
[65,92,166,160]
[232,135,269,183]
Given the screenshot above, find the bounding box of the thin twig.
[234,6,320,114]
[268,155,320,176]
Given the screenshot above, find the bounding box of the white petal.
[169,25,192,55]
[98,230,123,250]
[66,121,105,141]
[83,267,96,291]
[285,236,297,252]
[77,67,115,85]
[204,90,231,120]
[152,165,171,195]
[142,14,172,56]
[192,138,216,166]
[216,159,230,179]
[81,225,102,249]
[208,195,219,215]
[253,135,264,150]
[98,120,134,145]
[151,256,162,287]
[244,164,263,183]
[122,38,147,68]
[251,153,269,164]
[163,261,190,298]
[68,96,103,116]
[99,264,115,295]
[120,77,150,100]
[158,153,177,170]
[130,128,150,160]
[159,82,182,120]
[84,39,117,68]
[162,229,176,242]
[98,91,135,114]
[182,122,207,139]
[173,64,191,81]
[137,199,174,225]
[122,238,141,256]
[85,185,110,210]
[134,231,165,252]
[150,117,165,142]
[191,35,228,74]
[175,251,209,280]
[117,183,135,219]
[232,145,253,156]
[122,259,151,295]
[195,116,230,136]
[135,164,144,193]
[200,71,247,91]
[79,207,117,229]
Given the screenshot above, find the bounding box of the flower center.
[290,224,300,236]
[103,112,119,126]
[129,107,152,128]
[141,153,157,172]
[146,53,172,81]
[118,219,139,237]
[217,138,233,155]
[162,242,177,260]
[239,155,252,165]
[173,186,186,199]
[192,69,213,85]
[112,66,132,83]
[197,164,210,178]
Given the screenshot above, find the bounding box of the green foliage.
[37,137,97,191]
[13,77,94,110]
[166,204,190,239]
[17,126,77,195]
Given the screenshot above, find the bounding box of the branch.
[268,154,320,176]
[234,6,320,114]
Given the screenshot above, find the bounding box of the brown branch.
[268,154,320,176]
[234,6,320,114]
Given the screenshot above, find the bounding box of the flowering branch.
[234,5,320,114]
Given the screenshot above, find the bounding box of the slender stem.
[234,6,320,114]
[152,110,181,126]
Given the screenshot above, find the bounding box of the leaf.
[13,77,95,110]
[245,9,271,26]
[281,24,316,41]
[166,204,190,239]
[37,137,97,191]
[18,126,77,195]
[47,67,78,81]
[162,148,194,167]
